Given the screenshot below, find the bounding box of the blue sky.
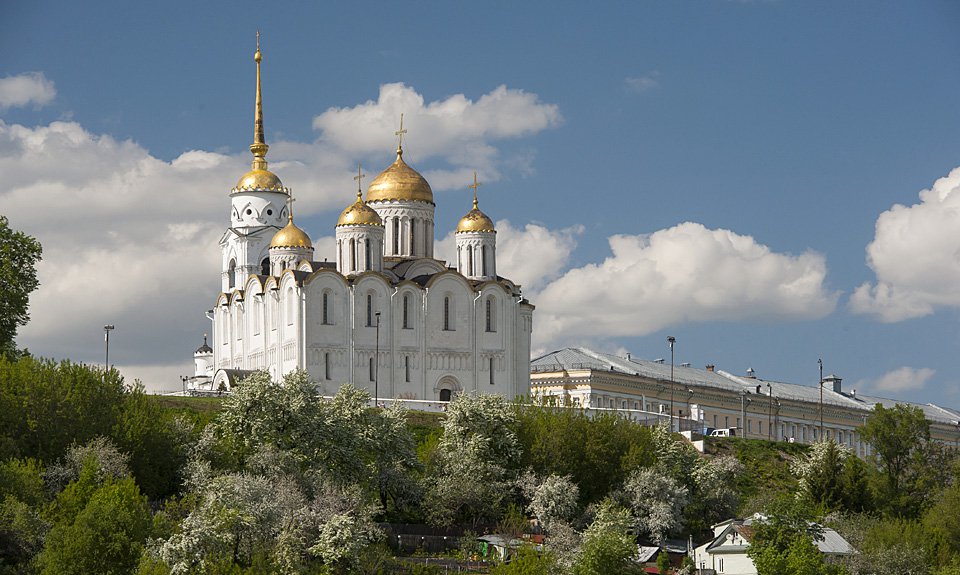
[3,1,960,404]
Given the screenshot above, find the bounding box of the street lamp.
[740,392,751,438]
[767,383,773,441]
[818,358,824,440]
[667,336,675,432]
[374,311,381,408]
[103,324,115,369]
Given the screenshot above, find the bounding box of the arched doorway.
[435,375,461,402]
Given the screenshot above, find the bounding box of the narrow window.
[713,414,718,428]
[261,257,270,276]
[350,239,356,272]
[443,296,451,331]
[410,218,416,256]
[481,245,488,276]
[404,356,410,382]
[489,357,495,384]
[369,357,375,381]
[322,291,330,325]
[467,249,473,276]
[324,352,331,380]
[286,290,294,325]
[365,240,371,271]
[228,259,236,289]
[724,416,729,428]
[366,294,373,327]
[402,294,410,329]
[393,219,399,254]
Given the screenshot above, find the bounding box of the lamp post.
[740,392,751,438]
[103,324,115,369]
[667,336,675,432]
[374,311,381,408]
[767,383,773,441]
[818,358,824,440]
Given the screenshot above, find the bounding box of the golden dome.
[270,215,313,249]
[457,196,496,233]
[337,191,384,227]
[234,168,286,193]
[366,150,434,204]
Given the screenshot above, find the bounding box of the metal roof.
[532,347,960,425]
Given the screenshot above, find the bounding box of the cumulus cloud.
[533,222,838,345]
[858,366,936,394]
[625,72,660,93]
[850,166,960,322]
[312,83,562,187]
[435,220,583,291]
[0,81,561,389]
[0,72,56,110]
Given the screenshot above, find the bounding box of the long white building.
[194,41,534,400]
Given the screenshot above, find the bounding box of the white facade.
[204,46,533,399]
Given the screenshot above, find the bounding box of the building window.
[489,357,495,384]
[349,238,356,271]
[736,417,741,428]
[369,357,375,381]
[322,291,330,325]
[393,219,399,254]
[228,259,236,289]
[286,289,295,325]
[324,352,331,380]
[402,294,410,329]
[713,415,718,428]
[467,249,473,276]
[405,356,411,382]
[410,218,416,256]
[366,294,373,327]
[485,297,496,332]
[748,420,752,433]
[759,421,763,435]
[481,245,488,276]
[443,296,452,331]
[260,257,270,276]
[365,240,371,271]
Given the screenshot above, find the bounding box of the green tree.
[572,501,642,575]
[0,216,42,360]
[860,403,930,517]
[490,545,556,575]
[38,476,152,575]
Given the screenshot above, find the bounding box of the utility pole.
[374,312,381,408]
[667,336,675,432]
[767,383,772,441]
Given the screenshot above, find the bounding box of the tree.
[572,501,642,575]
[0,216,42,360]
[518,471,580,532]
[37,476,152,575]
[622,466,688,544]
[490,545,556,575]
[746,497,838,575]
[860,403,931,516]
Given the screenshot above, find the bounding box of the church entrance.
[439,389,452,402]
[435,375,461,402]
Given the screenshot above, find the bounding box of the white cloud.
[858,366,936,394]
[312,83,562,188]
[0,81,561,390]
[0,72,56,110]
[625,72,660,94]
[533,222,838,346]
[850,166,960,322]
[434,220,583,291]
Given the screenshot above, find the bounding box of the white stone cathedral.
[191,42,534,401]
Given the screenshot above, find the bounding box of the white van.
[709,428,737,438]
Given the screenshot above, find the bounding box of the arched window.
[366,293,373,327]
[485,297,496,332]
[489,357,495,384]
[261,257,270,276]
[286,288,295,326]
[324,352,331,380]
[466,249,473,276]
[404,355,411,382]
[322,291,330,325]
[443,296,452,331]
[402,294,411,329]
[228,259,237,289]
[410,218,416,256]
[481,245,488,276]
[369,356,375,381]
[364,240,371,271]
[393,219,400,254]
[349,239,356,272]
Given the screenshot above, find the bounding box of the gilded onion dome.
[366,149,434,204]
[231,32,289,195]
[337,190,384,227]
[457,196,496,233]
[270,213,313,248]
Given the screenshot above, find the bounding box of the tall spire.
[469,171,482,209]
[354,162,366,201]
[250,31,269,170]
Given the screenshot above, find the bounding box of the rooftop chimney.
[705,364,715,372]
[822,374,842,393]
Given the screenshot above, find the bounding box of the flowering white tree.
[518,470,580,532]
[426,392,520,527]
[623,466,688,544]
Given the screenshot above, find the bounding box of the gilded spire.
[250,31,269,170]
[469,171,482,209]
[394,113,407,158]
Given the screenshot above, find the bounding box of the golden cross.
[286,193,296,220]
[256,30,260,51]
[353,163,365,196]
[395,113,407,152]
[469,171,482,208]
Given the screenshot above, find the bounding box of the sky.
[2,1,960,405]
